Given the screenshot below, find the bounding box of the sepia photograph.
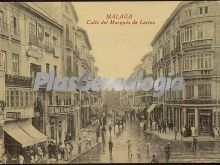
[0,1,220,164]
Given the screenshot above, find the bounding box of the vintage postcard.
[0,1,219,164]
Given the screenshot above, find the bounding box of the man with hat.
[165,142,171,163]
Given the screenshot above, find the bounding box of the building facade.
[0,2,103,158]
[151,1,220,136]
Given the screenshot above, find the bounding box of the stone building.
[0,2,103,158]
[151,1,220,136]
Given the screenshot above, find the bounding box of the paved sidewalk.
[150,130,220,142]
[57,126,100,164]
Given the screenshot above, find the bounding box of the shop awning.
[17,121,47,143]
[139,106,146,113]
[147,104,157,113]
[4,121,47,147]
[4,122,36,147]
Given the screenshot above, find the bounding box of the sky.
[74,1,180,79]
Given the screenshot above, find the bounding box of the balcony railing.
[0,23,9,36]
[29,36,44,49]
[45,44,55,54]
[182,39,212,51]
[65,39,73,48]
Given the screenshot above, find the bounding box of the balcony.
[182,39,212,51]
[65,39,73,49]
[29,36,44,49]
[45,44,55,54]
[5,74,33,88]
[0,23,9,37]
[182,70,212,79]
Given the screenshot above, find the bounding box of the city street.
[72,119,220,163]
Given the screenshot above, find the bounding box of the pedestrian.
[101,128,106,144]
[18,154,24,164]
[180,130,183,141]
[87,131,92,147]
[137,141,141,158]
[59,143,65,160]
[69,142,73,158]
[96,127,100,142]
[174,127,178,140]
[82,129,87,139]
[30,156,35,164]
[2,153,7,164]
[37,146,44,161]
[127,140,132,158]
[165,142,171,163]
[191,126,196,137]
[146,141,150,156]
[151,154,159,163]
[108,124,112,138]
[64,142,70,161]
[193,137,198,152]
[108,139,113,154]
[48,141,53,159]
[78,137,82,154]
[158,123,161,133]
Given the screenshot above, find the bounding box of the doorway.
[199,110,212,135]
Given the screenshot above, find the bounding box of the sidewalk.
[150,129,220,142]
[57,125,99,164]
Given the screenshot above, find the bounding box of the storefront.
[184,107,213,136]
[47,105,76,144]
[166,106,183,131]
[4,119,47,157]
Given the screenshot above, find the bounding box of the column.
[183,107,186,127]
[0,72,5,157]
[195,107,199,136]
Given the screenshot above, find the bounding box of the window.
[52,36,57,46]
[20,91,24,107]
[29,23,36,42]
[197,53,212,70]
[205,6,208,14]
[67,56,72,76]
[200,6,209,14]
[24,91,28,107]
[15,91,19,107]
[199,7,203,14]
[12,54,19,75]
[46,63,50,73]
[45,32,50,45]
[201,22,213,39]
[65,4,69,14]
[0,10,4,26]
[11,16,18,35]
[198,84,211,97]
[0,51,6,71]
[183,53,212,71]
[185,85,194,99]
[66,24,69,40]
[182,25,192,42]
[54,65,57,77]
[185,9,191,17]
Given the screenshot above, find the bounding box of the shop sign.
[49,106,75,114]
[6,112,21,119]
